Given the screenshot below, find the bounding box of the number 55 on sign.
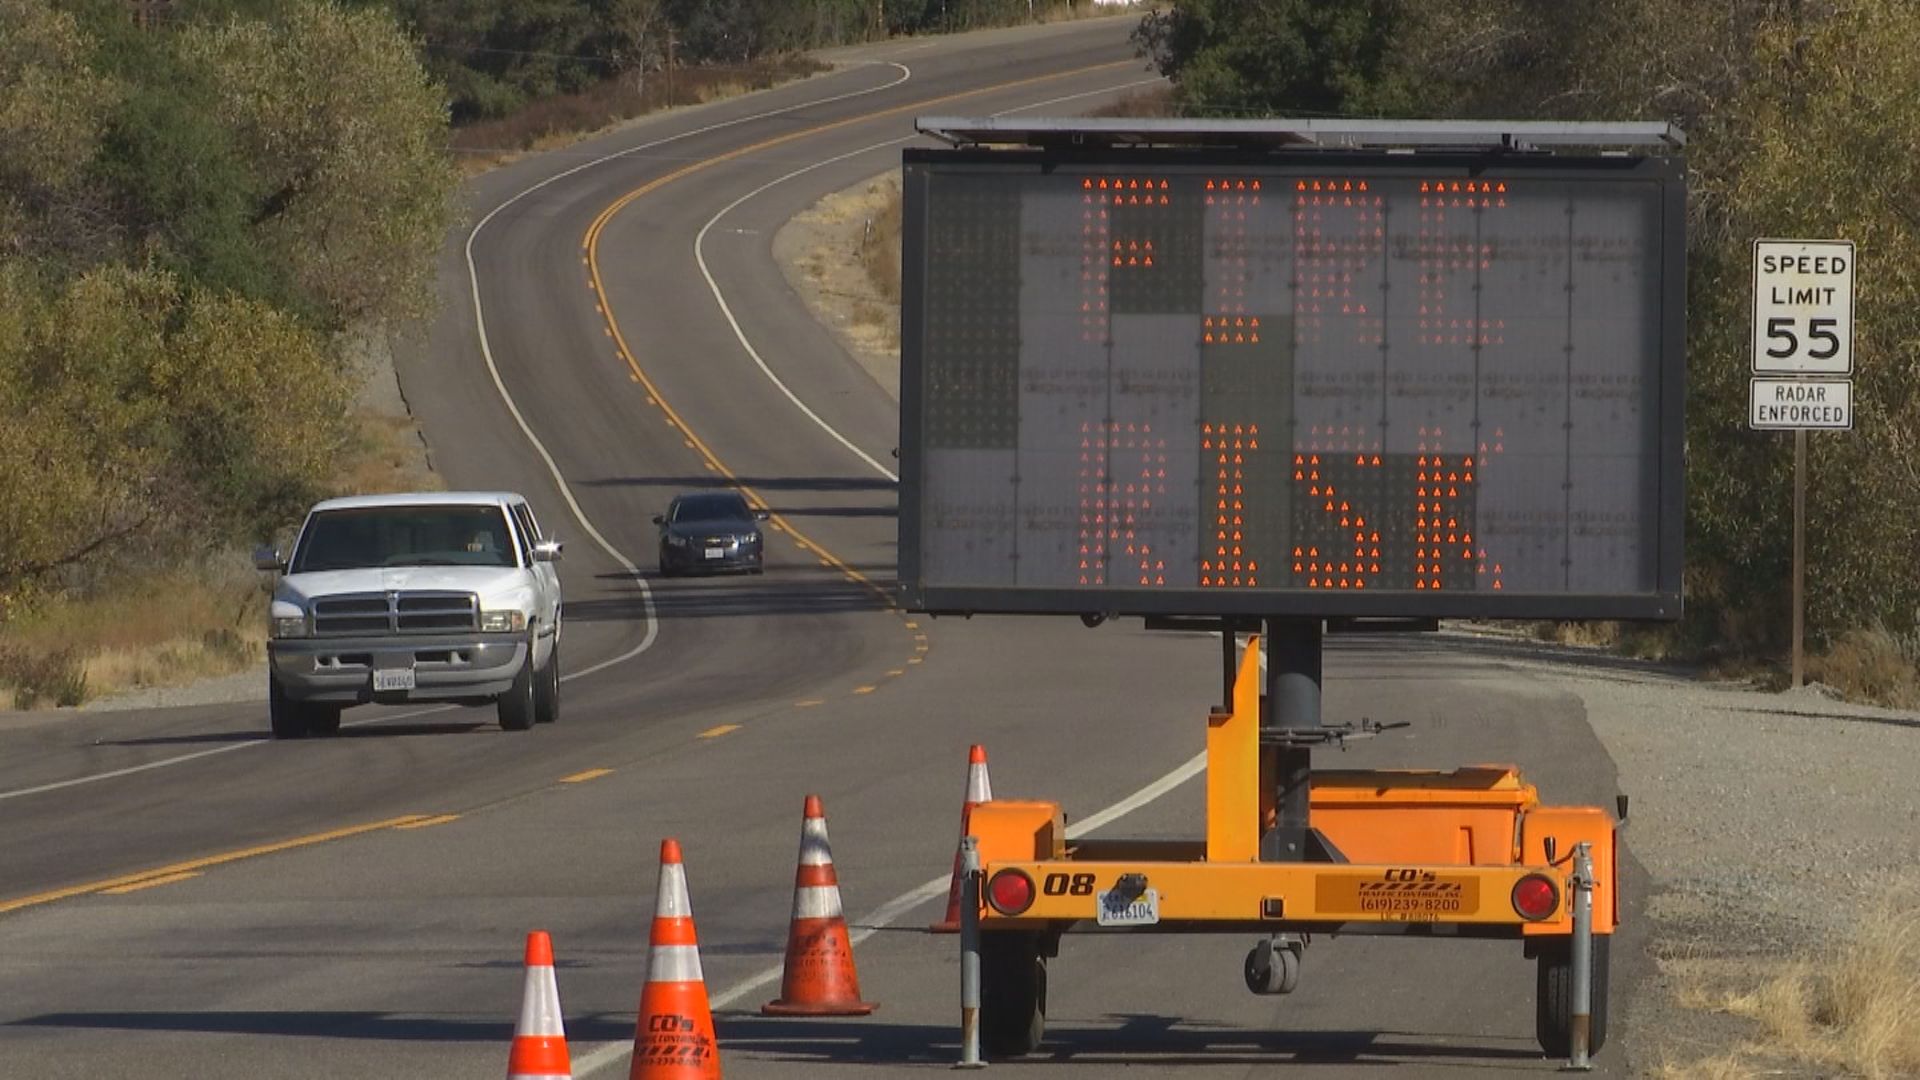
[1752,239,1854,375]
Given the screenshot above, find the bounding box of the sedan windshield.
[292,506,517,571]
[672,494,752,523]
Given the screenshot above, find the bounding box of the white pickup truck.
[255,492,563,738]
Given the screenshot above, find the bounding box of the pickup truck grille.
[312,592,478,636]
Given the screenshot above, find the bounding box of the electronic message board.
[898,140,1685,620]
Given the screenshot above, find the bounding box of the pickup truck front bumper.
[268,633,528,704]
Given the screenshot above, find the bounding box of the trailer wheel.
[1536,933,1610,1057]
[981,930,1046,1058]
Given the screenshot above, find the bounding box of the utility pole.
[665,29,675,108]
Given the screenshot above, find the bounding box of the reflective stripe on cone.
[765,795,876,1016]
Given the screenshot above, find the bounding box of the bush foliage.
[1135,0,1920,655]
[0,0,455,617]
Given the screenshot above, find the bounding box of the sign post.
[1751,239,1856,688]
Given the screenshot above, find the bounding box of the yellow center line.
[394,814,462,830]
[0,815,428,917]
[699,724,742,739]
[101,871,200,896]
[795,699,825,708]
[582,60,1132,611]
[853,685,877,695]
[560,768,614,783]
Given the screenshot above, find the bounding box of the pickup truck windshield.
[292,506,518,572]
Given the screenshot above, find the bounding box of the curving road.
[0,18,1645,1078]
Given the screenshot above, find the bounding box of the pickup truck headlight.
[480,609,528,633]
[272,616,309,639]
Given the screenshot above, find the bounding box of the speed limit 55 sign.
[1753,239,1854,374]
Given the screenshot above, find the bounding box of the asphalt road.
[0,17,1644,1078]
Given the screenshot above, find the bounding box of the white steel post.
[957,836,986,1068]
[1565,841,1595,1071]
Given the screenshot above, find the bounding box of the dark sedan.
[654,491,767,576]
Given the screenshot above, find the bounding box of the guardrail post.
[956,835,986,1069]
[1564,840,1595,1071]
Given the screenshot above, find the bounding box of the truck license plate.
[373,668,416,692]
[704,547,725,559]
[1095,887,1160,927]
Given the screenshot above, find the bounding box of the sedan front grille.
[312,592,478,636]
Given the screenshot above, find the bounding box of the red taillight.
[986,870,1035,916]
[1511,873,1559,921]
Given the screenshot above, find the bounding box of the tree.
[179,0,459,327]
[0,0,122,269]
[1133,0,1415,118]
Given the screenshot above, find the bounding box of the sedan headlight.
[480,610,528,633]
[742,532,761,545]
[665,535,690,547]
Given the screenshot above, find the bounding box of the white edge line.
[571,744,1209,1076]
[0,65,917,807]
[574,76,1180,1076]
[462,62,915,659]
[689,76,1165,483]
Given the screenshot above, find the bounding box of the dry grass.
[0,558,266,710]
[1085,83,1177,117]
[1039,0,1147,23]
[858,174,903,310]
[333,411,444,499]
[1661,883,1920,1079]
[1648,1052,1765,1079]
[450,56,828,174]
[1808,625,1920,709]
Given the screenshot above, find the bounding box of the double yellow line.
[0,815,437,916]
[1,61,1134,921]
[582,60,1134,601]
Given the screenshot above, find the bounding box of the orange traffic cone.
[763,795,876,1016]
[930,744,993,933]
[508,930,572,1079]
[630,839,722,1080]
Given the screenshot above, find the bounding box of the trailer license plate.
[1095,888,1159,927]
[373,668,415,692]
[704,547,725,559]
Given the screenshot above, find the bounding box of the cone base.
[928,920,959,933]
[761,999,878,1017]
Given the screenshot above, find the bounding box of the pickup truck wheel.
[306,705,343,737]
[533,641,560,724]
[497,651,537,731]
[269,674,308,740]
[1536,932,1610,1057]
[980,930,1047,1058]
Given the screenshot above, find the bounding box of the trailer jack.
[1243,933,1306,995]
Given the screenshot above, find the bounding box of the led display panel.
[898,148,1685,620]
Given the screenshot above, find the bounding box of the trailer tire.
[981,930,1046,1058]
[1536,932,1610,1057]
